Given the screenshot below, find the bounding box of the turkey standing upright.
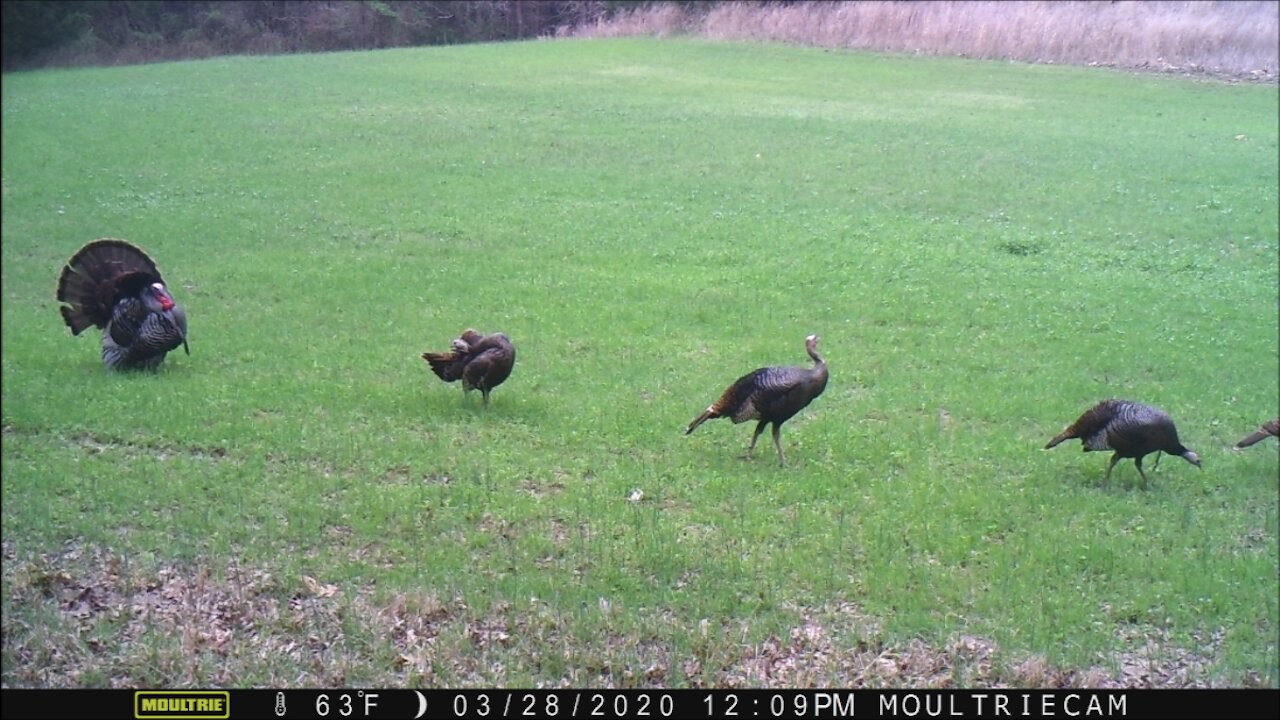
[686,334,829,466]
[1044,399,1200,487]
[56,239,189,371]
[1235,418,1279,448]
[422,329,515,406]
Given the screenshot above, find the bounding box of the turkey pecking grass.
[1044,399,1201,488]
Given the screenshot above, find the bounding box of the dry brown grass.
[3,539,1250,688]
[573,1,1279,82]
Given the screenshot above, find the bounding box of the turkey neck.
[806,345,828,383]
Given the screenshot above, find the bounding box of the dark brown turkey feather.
[57,239,163,334]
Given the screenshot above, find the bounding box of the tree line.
[0,1,706,71]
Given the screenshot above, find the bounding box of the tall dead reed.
[573,1,1278,81]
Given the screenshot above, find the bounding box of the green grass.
[2,38,1277,688]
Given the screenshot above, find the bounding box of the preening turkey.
[1235,418,1279,449]
[56,239,189,371]
[1044,399,1200,487]
[686,334,829,466]
[422,329,515,406]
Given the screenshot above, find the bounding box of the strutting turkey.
[686,334,829,466]
[1044,399,1201,487]
[56,239,189,371]
[422,329,515,406]
[1235,418,1279,449]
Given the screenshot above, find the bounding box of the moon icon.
[414,690,428,719]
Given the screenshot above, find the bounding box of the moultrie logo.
[134,691,230,719]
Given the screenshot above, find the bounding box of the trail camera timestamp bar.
[2,688,1278,720]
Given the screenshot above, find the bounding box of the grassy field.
[2,38,1277,688]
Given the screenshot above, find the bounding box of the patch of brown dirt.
[1,539,1256,688]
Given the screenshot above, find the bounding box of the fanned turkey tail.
[57,239,162,335]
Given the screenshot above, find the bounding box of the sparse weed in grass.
[2,39,1277,688]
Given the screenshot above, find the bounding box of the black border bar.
[3,688,1277,720]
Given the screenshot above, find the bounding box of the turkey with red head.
[422,329,515,406]
[56,239,189,371]
[686,334,829,466]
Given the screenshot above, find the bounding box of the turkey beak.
[1186,451,1202,468]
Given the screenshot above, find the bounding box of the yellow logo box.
[135,691,230,719]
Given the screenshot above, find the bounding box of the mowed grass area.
[2,38,1276,687]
